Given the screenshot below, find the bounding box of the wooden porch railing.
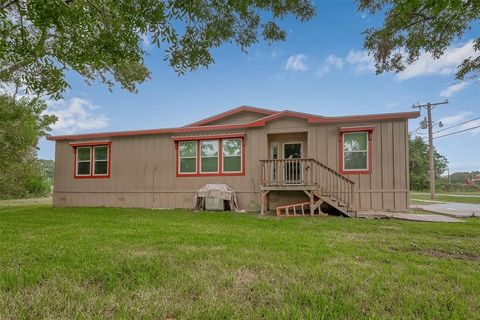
[260,158,355,210]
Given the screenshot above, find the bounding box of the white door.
[283,143,303,184]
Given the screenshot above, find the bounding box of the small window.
[200,140,219,173]
[343,132,368,171]
[222,138,242,173]
[93,146,109,175]
[76,147,91,176]
[73,143,110,178]
[178,141,197,174]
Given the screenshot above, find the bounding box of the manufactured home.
[48,106,420,216]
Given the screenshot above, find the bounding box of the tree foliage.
[0,94,57,198]
[409,136,449,191]
[357,0,480,80]
[0,0,315,99]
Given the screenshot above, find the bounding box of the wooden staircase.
[260,158,356,217]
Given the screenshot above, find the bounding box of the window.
[73,143,111,178]
[93,146,109,175]
[178,141,197,174]
[200,140,219,173]
[76,147,91,176]
[339,129,372,174]
[174,135,245,176]
[222,138,242,173]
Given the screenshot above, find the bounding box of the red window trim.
[72,142,111,179]
[338,126,373,175]
[175,137,245,177]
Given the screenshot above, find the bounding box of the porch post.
[304,190,314,216]
[261,190,270,215]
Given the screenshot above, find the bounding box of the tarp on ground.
[194,184,240,212]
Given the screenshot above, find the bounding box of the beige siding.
[311,119,409,211]
[53,117,410,212]
[204,111,268,126]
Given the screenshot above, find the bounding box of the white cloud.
[325,55,344,69]
[437,111,480,137]
[439,111,472,126]
[285,54,308,72]
[345,50,376,74]
[45,97,109,134]
[439,82,469,98]
[315,54,344,78]
[397,40,479,80]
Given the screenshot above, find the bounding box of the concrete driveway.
[411,202,480,218]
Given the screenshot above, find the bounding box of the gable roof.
[47,106,420,141]
[183,105,277,127]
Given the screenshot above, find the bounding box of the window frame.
[175,135,245,177]
[75,146,92,177]
[221,138,243,173]
[73,142,111,179]
[200,140,220,174]
[178,141,198,175]
[93,145,110,177]
[338,127,373,175]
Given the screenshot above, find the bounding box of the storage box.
[205,197,225,211]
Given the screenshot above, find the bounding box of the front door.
[283,143,302,184]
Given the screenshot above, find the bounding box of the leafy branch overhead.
[0,0,315,99]
[357,0,480,80]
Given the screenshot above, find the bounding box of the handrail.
[260,158,355,210]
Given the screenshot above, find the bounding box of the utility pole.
[412,100,448,199]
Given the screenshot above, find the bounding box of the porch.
[259,158,356,217]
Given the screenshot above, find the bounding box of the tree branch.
[0,61,27,79]
[0,0,17,11]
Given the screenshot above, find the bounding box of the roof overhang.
[47,107,420,141]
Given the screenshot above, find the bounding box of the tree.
[409,136,448,191]
[0,94,57,198]
[38,159,55,183]
[357,0,480,80]
[1,0,315,99]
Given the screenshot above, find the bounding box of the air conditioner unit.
[205,197,225,211]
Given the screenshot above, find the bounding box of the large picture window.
[178,141,197,174]
[174,135,245,176]
[73,143,111,178]
[339,128,373,174]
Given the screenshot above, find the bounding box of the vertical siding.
[53,117,410,212]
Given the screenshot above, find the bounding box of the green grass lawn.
[411,193,480,205]
[1,205,479,319]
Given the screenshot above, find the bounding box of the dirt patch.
[421,248,480,261]
[396,246,480,261]
[234,267,258,288]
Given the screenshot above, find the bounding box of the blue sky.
[40,1,480,173]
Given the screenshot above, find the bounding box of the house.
[48,106,420,216]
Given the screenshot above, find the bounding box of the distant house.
[48,106,419,216]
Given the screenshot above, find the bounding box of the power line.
[412,100,448,199]
[434,124,480,139]
[434,116,480,134]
